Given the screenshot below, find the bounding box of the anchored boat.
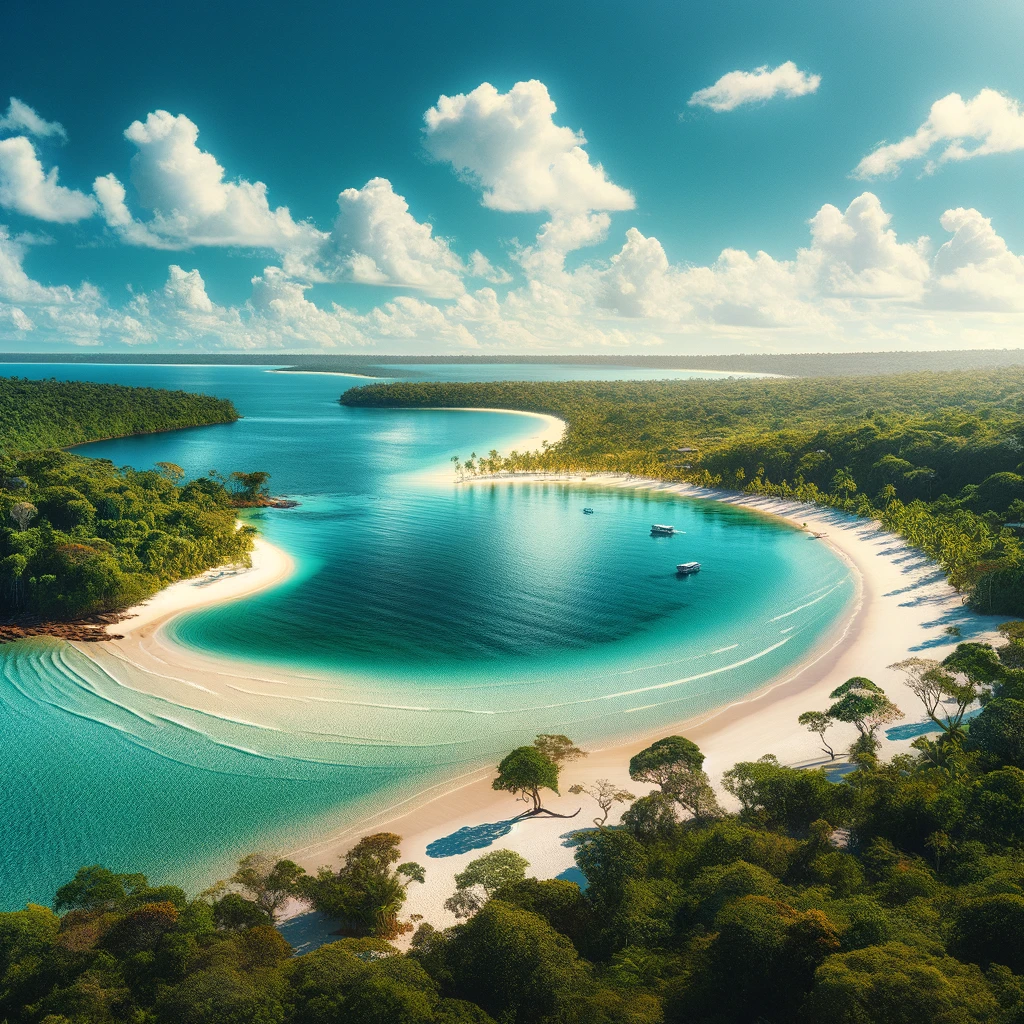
[676,561,701,575]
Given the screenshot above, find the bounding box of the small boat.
[651,524,676,535]
[676,561,701,575]
[583,507,595,514]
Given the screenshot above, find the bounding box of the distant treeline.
[4,348,1024,378]
[341,369,1024,615]
[0,377,239,452]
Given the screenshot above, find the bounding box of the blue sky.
[3,0,1024,352]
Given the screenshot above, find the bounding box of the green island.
[340,368,1024,615]
[0,377,265,635]
[6,628,1024,1023]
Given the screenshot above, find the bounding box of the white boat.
[676,561,701,575]
[651,524,676,535]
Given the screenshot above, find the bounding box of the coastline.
[279,471,1003,940]
[413,407,569,456]
[99,534,295,643]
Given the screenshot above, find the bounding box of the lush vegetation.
[0,377,239,452]
[341,368,1024,614]
[8,631,1024,1022]
[0,377,262,623]
[0,451,259,621]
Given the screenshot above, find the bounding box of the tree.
[798,711,836,760]
[229,853,305,923]
[969,698,1024,767]
[438,900,593,1024]
[9,501,36,530]
[831,468,857,501]
[629,736,721,819]
[888,658,977,735]
[443,850,530,920]
[533,734,586,765]
[568,779,635,827]
[155,462,185,483]
[628,735,705,791]
[801,942,999,1024]
[493,746,570,817]
[722,755,852,834]
[950,894,1024,973]
[825,678,903,752]
[300,833,425,938]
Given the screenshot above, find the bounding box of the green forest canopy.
[0,377,256,622]
[0,376,239,452]
[341,368,1024,614]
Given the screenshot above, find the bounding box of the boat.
[676,561,701,575]
[583,507,595,514]
[651,524,676,535]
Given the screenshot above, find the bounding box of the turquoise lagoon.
[0,364,853,909]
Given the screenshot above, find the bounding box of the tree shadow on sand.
[426,819,518,858]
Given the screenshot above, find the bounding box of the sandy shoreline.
[99,534,296,643]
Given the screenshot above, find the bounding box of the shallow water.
[0,364,852,908]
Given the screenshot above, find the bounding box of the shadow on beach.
[426,818,518,858]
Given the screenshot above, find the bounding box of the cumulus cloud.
[467,249,512,284]
[688,62,821,112]
[806,192,930,298]
[0,98,67,139]
[854,88,1024,178]
[930,207,1024,311]
[9,192,1024,353]
[95,111,326,257]
[424,80,634,216]
[325,177,467,297]
[0,136,96,222]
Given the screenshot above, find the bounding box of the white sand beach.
[422,407,566,453]
[105,534,296,643]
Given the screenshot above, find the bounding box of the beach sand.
[106,534,296,644]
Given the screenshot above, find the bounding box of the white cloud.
[688,62,820,112]
[327,177,467,297]
[854,89,1024,178]
[467,249,512,284]
[97,110,326,256]
[424,80,634,215]
[806,192,930,298]
[0,224,81,304]
[0,136,96,222]
[0,98,67,139]
[9,192,1024,354]
[930,207,1024,311]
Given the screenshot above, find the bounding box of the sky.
[3,0,1024,354]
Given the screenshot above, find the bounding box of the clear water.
[0,364,852,909]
